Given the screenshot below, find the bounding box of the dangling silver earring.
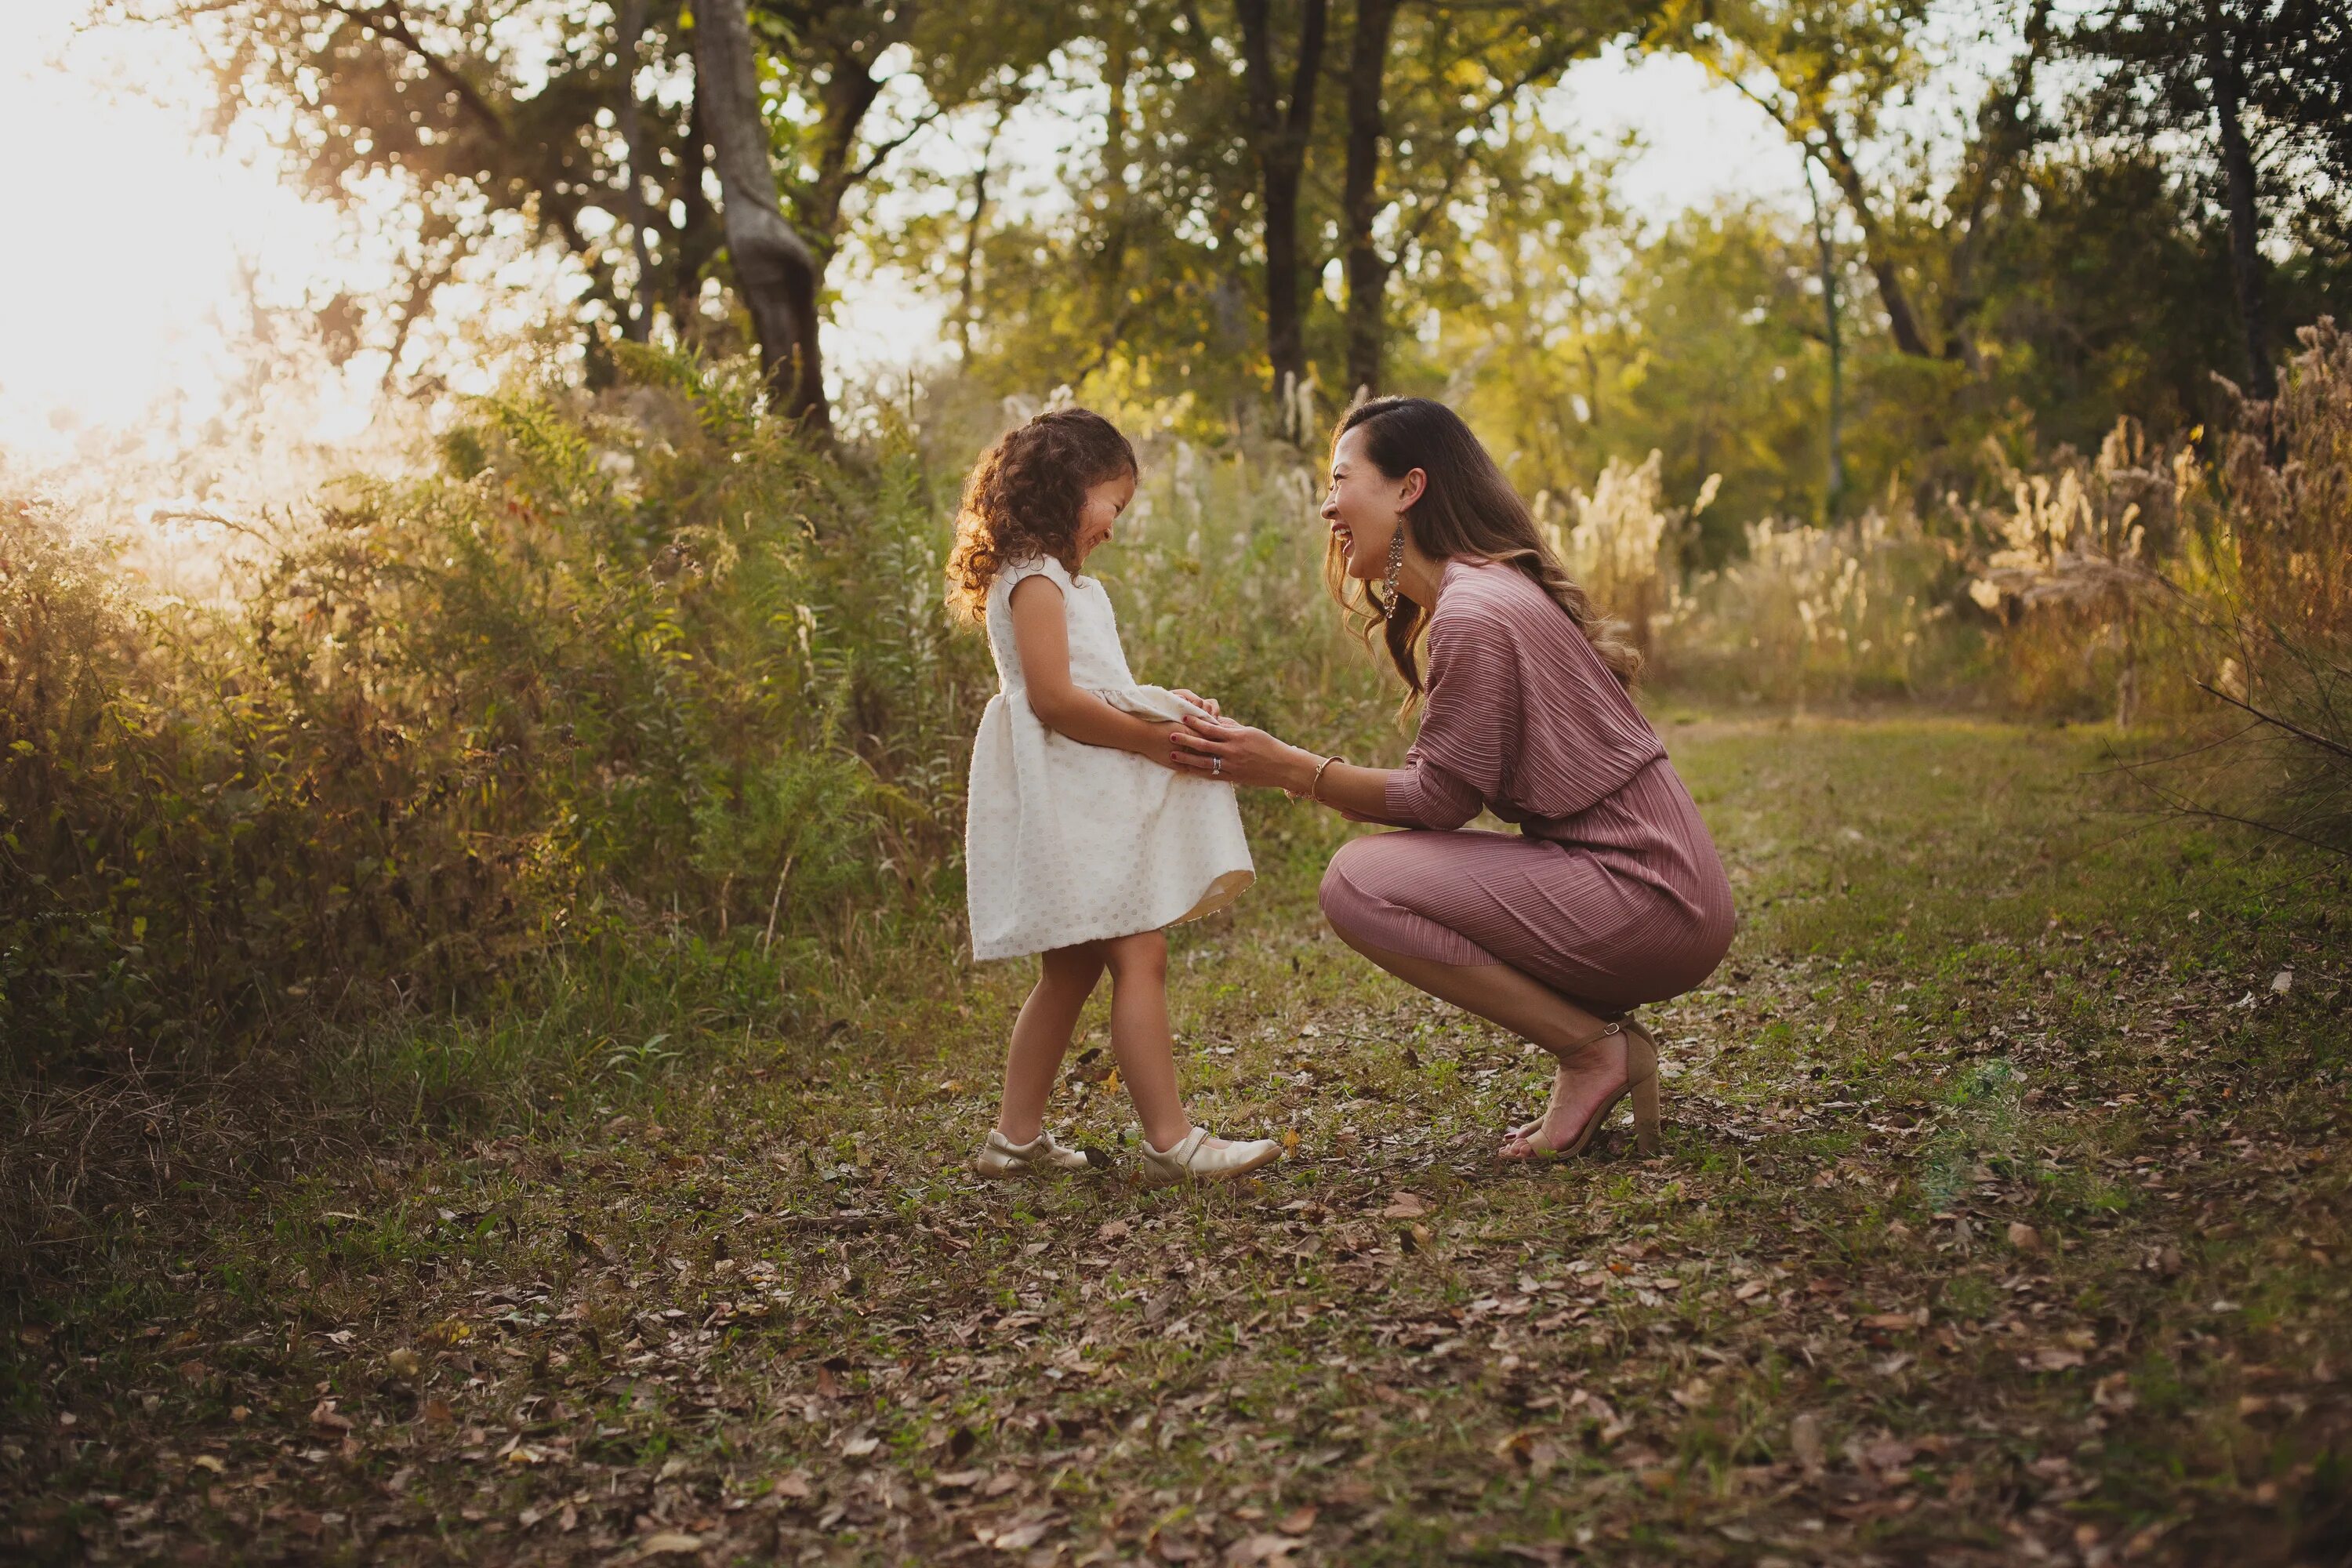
[1381,526,1406,620]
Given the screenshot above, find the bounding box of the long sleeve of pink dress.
[1318,557,1736,1012]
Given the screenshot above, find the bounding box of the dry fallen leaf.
[384,1347,421,1379]
[637,1532,702,1556]
[1791,1411,1826,1472]
[1864,1437,1917,1471]
[775,1470,814,1500]
[1223,1532,1302,1564]
[990,1518,1053,1550]
[1274,1505,1317,1535]
[2007,1221,2043,1253]
[1379,1192,1429,1219]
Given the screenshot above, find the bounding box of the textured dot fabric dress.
[965,556,1254,961]
[1318,557,1735,1012]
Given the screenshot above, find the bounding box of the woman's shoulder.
[1433,556,1552,631]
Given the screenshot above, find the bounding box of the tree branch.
[318,1,510,147]
[1396,38,1582,252]
[2198,681,2352,763]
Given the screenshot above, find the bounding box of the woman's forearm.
[1300,758,1404,822]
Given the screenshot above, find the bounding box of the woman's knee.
[1317,836,1395,926]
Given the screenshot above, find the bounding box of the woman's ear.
[1398,466,1428,510]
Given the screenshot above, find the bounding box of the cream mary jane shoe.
[974,1128,1093,1178]
[1137,1127,1283,1187]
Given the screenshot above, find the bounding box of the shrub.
[0,350,971,1080]
[2147,321,2352,852]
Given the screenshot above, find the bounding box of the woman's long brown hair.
[1325,396,1640,709]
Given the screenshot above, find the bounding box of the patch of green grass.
[4,712,2348,1566]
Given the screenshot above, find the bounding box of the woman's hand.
[1169,688,1221,718]
[1167,713,1314,792]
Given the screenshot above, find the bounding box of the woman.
[1167,397,1735,1159]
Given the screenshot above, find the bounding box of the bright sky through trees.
[0,1,1806,483]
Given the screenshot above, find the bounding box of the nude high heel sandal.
[1504,1020,1663,1159]
[1137,1127,1283,1187]
[1623,1020,1662,1156]
[974,1127,1093,1178]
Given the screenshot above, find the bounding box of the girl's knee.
[1040,942,1105,989]
[1102,930,1167,982]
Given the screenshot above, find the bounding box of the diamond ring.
[1211,757,1222,776]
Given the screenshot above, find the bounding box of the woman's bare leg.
[1099,930,1195,1152]
[1330,927,1631,1157]
[994,942,1106,1145]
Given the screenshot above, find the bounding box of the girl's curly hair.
[946,408,1138,622]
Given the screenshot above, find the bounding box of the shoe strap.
[1565,1021,1624,1053]
[1148,1127,1208,1169]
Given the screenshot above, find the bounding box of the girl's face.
[1322,426,1425,581]
[1074,468,1138,561]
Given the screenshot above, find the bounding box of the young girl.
[949,408,1281,1186]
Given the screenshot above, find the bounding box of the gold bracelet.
[1308,753,1345,804]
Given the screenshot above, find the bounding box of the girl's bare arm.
[1007,576,1178,766]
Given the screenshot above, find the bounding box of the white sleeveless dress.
[964,556,1254,960]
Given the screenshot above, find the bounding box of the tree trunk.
[956,108,1006,361]
[691,0,830,432]
[1813,125,1933,360]
[615,0,656,343]
[673,89,721,336]
[1936,0,2052,371]
[2205,0,2276,401]
[1240,0,1330,424]
[1341,0,1401,401]
[1805,158,1845,521]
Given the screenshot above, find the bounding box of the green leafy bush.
[0,351,975,1078]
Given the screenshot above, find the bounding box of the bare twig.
[2196,681,2352,763]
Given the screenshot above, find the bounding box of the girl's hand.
[1170,688,1221,718]
[1167,713,1311,791]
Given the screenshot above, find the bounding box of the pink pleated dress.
[1317,557,1736,1014]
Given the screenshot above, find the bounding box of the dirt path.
[5,714,2348,1565]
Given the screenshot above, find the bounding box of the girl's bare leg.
[1099,930,1195,1152]
[993,942,1106,1145]
[1330,927,1630,1156]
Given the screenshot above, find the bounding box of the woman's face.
[1322,426,1425,582]
[1075,468,1138,561]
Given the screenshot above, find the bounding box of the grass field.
[4,711,2348,1566]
